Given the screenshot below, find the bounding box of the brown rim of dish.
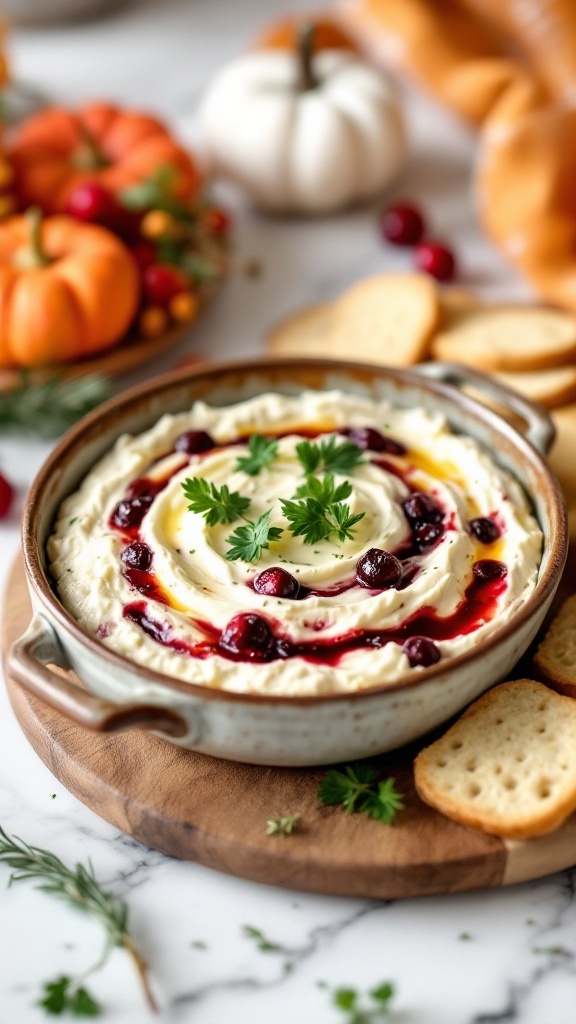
[22,356,568,707]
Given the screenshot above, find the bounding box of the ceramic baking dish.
[8,358,568,765]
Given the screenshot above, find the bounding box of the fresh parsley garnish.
[39,976,101,1017]
[294,473,352,504]
[296,436,364,476]
[235,434,279,476]
[225,510,283,563]
[280,489,364,546]
[266,814,300,836]
[333,981,395,1021]
[318,764,404,824]
[181,477,251,525]
[242,925,283,953]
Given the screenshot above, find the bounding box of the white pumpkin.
[198,41,406,214]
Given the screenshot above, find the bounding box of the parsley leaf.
[39,977,101,1017]
[181,477,251,526]
[235,435,279,476]
[329,502,366,543]
[294,473,352,504]
[280,496,333,545]
[296,436,364,476]
[225,510,283,563]
[318,764,404,824]
[332,981,395,1021]
[242,925,283,953]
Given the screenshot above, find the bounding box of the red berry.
[355,549,402,589]
[254,567,301,599]
[174,430,215,455]
[131,242,157,272]
[347,427,406,455]
[0,471,14,518]
[469,517,500,544]
[414,242,456,281]
[121,542,153,571]
[203,207,231,235]
[381,202,425,246]
[65,182,121,225]
[111,495,153,530]
[219,613,274,660]
[143,264,189,307]
[472,560,507,582]
[403,636,441,668]
[402,493,443,525]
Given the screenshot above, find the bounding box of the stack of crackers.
[267,272,576,535]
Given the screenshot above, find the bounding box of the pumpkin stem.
[298,23,318,91]
[13,206,51,270]
[74,120,108,171]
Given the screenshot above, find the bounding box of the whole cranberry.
[403,636,441,668]
[347,427,406,456]
[469,517,500,544]
[356,548,402,589]
[219,613,274,660]
[203,207,231,235]
[0,471,14,519]
[174,430,215,455]
[143,264,190,307]
[381,202,425,246]
[121,542,153,571]
[254,567,301,599]
[402,492,443,525]
[111,495,153,529]
[65,182,121,225]
[473,560,507,582]
[413,522,444,551]
[414,241,456,281]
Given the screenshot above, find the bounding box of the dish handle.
[8,615,189,739]
[416,361,556,455]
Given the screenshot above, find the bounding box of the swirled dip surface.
[48,391,543,695]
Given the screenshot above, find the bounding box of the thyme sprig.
[0,826,157,1013]
[0,374,112,438]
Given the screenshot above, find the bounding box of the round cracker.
[431,304,576,372]
[267,303,334,356]
[549,403,576,500]
[325,273,440,366]
[495,366,576,410]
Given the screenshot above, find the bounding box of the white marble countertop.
[3,1,576,1021]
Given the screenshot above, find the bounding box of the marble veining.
[2,0,575,1021]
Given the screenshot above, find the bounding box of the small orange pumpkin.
[0,209,140,368]
[7,101,201,214]
[256,14,358,52]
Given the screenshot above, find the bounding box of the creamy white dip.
[48,390,543,695]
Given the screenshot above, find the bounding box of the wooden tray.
[4,554,576,899]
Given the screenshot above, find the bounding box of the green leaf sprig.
[235,434,279,476]
[0,826,157,1013]
[226,510,283,563]
[181,477,251,526]
[280,472,365,547]
[39,976,100,1017]
[0,374,112,439]
[332,981,395,1022]
[296,436,365,476]
[266,814,300,836]
[318,765,404,825]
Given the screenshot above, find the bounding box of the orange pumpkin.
[7,102,201,214]
[256,15,358,52]
[0,210,140,368]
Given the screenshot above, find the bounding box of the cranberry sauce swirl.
[48,391,543,694]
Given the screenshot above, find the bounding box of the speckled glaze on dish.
[10,359,567,766]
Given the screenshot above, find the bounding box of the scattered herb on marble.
[332,981,395,1022]
[296,436,365,476]
[39,976,100,1017]
[235,434,279,476]
[318,765,404,824]
[225,510,283,563]
[266,814,300,836]
[533,945,572,957]
[181,477,251,525]
[242,925,283,953]
[0,826,157,1013]
[458,932,472,941]
[0,374,112,439]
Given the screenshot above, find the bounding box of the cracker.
[549,403,576,501]
[495,366,576,410]
[431,305,576,372]
[325,272,440,365]
[534,595,576,699]
[267,302,334,357]
[414,680,576,839]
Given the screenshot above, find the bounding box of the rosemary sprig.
[0,826,157,1013]
[0,374,112,438]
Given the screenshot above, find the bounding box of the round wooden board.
[4,555,576,899]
